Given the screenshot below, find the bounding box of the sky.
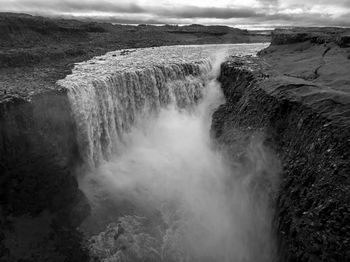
[1,0,350,29]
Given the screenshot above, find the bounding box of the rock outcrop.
[0,89,90,261]
[212,29,350,261]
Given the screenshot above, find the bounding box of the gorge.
[1,27,349,262]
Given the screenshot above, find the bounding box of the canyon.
[0,14,349,262]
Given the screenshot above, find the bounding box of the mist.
[80,50,281,262]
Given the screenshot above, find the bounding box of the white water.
[58,44,268,166]
[59,44,279,261]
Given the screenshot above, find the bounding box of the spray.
[81,48,280,262]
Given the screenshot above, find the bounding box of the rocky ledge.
[212,28,350,261]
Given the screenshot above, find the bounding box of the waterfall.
[58,53,212,166]
[57,44,268,167]
[58,44,278,262]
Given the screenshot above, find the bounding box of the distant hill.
[0,12,269,67]
[0,12,269,99]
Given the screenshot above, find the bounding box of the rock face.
[212,29,350,261]
[0,89,90,261]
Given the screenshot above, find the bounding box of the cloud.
[153,6,263,19]
[2,0,146,14]
[1,0,349,28]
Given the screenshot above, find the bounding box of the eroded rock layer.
[212,38,350,261]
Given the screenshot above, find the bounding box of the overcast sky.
[2,0,350,29]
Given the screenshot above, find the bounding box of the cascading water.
[58,43,280,262]
[59,61,210,166]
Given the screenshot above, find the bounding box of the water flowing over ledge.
[58,44,267,167]
[62,43,278,262]
[1,43,275,261]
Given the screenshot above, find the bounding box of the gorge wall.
[212,29,350,261]
[0,89,89,260]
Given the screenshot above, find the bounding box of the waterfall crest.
[58,44,268,167]
[58,55,212,166]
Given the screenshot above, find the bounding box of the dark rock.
[0,90,88,261]
[212,36,350,261]
[338,35,350,48]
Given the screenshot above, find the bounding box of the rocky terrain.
[212,27,350,261]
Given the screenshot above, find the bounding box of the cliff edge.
[212,28,350,261]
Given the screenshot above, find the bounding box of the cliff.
[212,28,350,261]
[0,89,90,261]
